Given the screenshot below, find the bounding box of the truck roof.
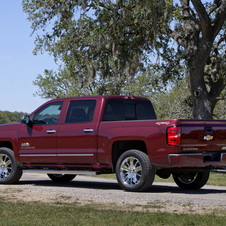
[49,95,150,101]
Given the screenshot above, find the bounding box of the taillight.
[167,126,181,145]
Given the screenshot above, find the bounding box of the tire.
[0,147,23,184]
[116,150,155,192]
[173,171,210,190]
[47,174,76,182]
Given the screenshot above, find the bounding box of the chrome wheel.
[173,171,210,190]
[0,148,22,184]
[0,154,12,179]
[177,172,198,184]
[120,156,142,186]
[52,174,64,178]
[116,150,155,192]
[47,174,76,182]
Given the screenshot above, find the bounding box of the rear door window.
[65,100,96,123]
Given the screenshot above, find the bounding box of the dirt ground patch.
[1,186,226,216]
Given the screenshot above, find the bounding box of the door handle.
[46,130,56,134]
[84,129,93,133]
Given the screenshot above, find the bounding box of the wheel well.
[112,140,147,172]
[0,141,13,150]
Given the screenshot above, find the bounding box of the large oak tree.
[23,0,226,119]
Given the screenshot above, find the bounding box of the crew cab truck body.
[1,95,226,191]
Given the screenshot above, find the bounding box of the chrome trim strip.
[20,154,94,157]
[57,154,94,157]
[20,154,57,157]
[23,169,97,175]
[169,153,203,156]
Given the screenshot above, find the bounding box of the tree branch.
[191,0,211,31]
[161,28,187,48]
[210,77,226,100]
[180,0,193,35]
[215,95,226,100]
[214,34,226,49]
[207,0,221,15]
[92,0,112,10]
[184,5,201,28]
[212,0,226,39]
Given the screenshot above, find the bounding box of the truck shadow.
[148,184,226,195]
[17,179,226,195]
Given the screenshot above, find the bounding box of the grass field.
[0,199,226,226]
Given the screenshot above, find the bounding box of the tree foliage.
[23,0,226,119]
[0,112,10,125]
[23,0,170,96]
[153,79,193,119]
[0,111,29,125]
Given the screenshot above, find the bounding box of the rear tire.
[0,147,23,184]
[116,150,155,192]
[173,171,210,190]
[47,174,76,182]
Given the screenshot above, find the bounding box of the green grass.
[0,200,226,226]
[1,173,226,225]
[207,172,226,186]
[93,172,226,186]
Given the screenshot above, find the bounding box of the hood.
[0,122,21,131]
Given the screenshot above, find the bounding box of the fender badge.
[156,122,170,126]
[21,143,30,147]
[204,135,213,141]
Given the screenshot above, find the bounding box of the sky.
[0,1,58,113]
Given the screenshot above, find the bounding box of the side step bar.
[23,169,97,175]
[211,169,226,173]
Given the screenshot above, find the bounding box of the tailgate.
[179,120,226,153]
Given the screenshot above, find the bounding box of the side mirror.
[21,115,30,124]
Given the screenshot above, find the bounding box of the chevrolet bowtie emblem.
[204,135,213,141]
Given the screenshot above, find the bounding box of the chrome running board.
[23,169,97,175]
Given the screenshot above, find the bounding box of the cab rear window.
[103,99,156,121]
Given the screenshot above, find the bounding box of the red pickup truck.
[0,95,226,192]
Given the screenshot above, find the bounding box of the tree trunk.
[188,56,217,120]
[192,91,214,119]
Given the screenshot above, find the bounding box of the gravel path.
[1,173,226,214]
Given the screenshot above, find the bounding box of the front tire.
[173,171,210,190]
[0,148,23,184]
[116,150,155,192]
[47,174,76,182]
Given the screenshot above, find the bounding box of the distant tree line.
[0,111,29,125]
[1,79,226,124]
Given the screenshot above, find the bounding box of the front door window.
[33,102,63,125]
